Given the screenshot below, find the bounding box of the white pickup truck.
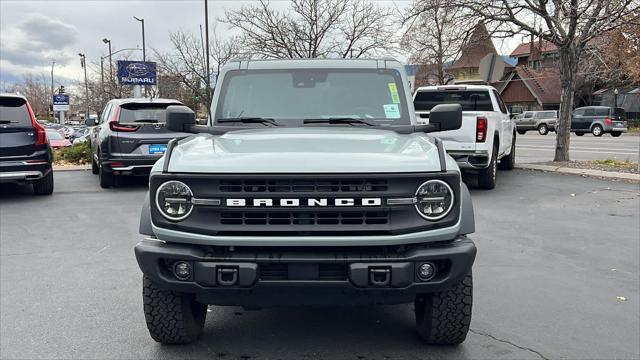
[413,85,516,189]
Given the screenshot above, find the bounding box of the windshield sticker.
[388,83,400,103]
[383,104,401,119]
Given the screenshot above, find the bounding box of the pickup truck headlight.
[415,180,454,220]
[155,180,194,221]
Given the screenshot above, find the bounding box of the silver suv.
[514,110,557,135]
[571,106,628,137]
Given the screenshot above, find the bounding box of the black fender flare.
[139,192,154,236]
[458,182,475,235]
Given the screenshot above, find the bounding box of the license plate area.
[149,144,167,154]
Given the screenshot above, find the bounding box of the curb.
[53,165,91,172]
[516,163,640,182]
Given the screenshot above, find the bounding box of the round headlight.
[155,181,194,221]
[415,180,454,220]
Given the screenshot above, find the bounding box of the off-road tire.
[611,131,622,137]
[99,162,115,188]
[33,171,54,195]
[575,132,585,136]
[517,130,526,135]
[143,276,207,344]
[591,124,603,137]
[498,133,516,171]
[538,124,548,135]
[91,154,99,174]
[477,144,497,190]
[415,273,473,345]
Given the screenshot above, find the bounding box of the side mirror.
[84,118,98,126]
[427,104,462,132]
[166,105,196,132]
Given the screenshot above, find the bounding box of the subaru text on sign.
[116,61,157,85]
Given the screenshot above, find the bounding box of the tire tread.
[415,274,473,345]
[142,276,206,344]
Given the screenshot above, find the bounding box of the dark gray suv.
[87,98,190,188]
[571,106,628,137]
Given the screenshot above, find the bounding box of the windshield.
[215,69,410,125]
[414,90,493,112]
[118,103,179,124]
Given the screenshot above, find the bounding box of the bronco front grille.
[219,178,388,193]
[220,211,389,226]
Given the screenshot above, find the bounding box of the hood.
[164,127,445,174]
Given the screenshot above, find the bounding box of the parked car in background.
[413,85,516,189]
[87,98,191,188]
[69,127,89,143]
[73,132,90,145]
[61,126,76,139]
[0,93,54,195]
[46,130,72,148]
[571,106,628,137]
[514,110,557,135]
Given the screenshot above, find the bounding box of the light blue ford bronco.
[135,58,476,345]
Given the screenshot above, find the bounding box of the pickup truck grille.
[219,178,388,193]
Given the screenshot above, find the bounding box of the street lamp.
[78,53,90,120]
[133,16,147,97]
[614,88,619,107]
[102,38,113,85]
[133,17,146,62]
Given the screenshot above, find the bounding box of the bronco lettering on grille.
[225,198,383,207]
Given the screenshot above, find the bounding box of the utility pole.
[50,60,55,120]
[79,53,90,120]
[134,16,147,97]
[204,0,211,121]
[100,57,105,90]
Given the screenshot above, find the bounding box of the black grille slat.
[219,211,390,226]
[260,263,347,281]
[218,178,388,193]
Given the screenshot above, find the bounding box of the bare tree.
[425,0,639,161]
[402,0,476,85]
[8,73,51,118]
[154,28,240,118]
[224,0,395,59]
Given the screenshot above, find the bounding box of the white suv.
[413,85,516,189]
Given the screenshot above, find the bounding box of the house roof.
[450,24,499,70]
[510,40,558,57]
[499,66,561,105]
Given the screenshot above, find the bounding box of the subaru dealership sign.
[52,94,70,111]
[117,61,157,85]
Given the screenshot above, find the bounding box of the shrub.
[54,142,92,165]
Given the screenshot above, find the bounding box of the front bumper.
[448,150,490,169]
[135,237,476,307]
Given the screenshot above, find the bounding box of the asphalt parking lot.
[1,170,639,359]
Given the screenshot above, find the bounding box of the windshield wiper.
[217,117,279,126]
[0,120,19,124]
[303,117,374,126]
